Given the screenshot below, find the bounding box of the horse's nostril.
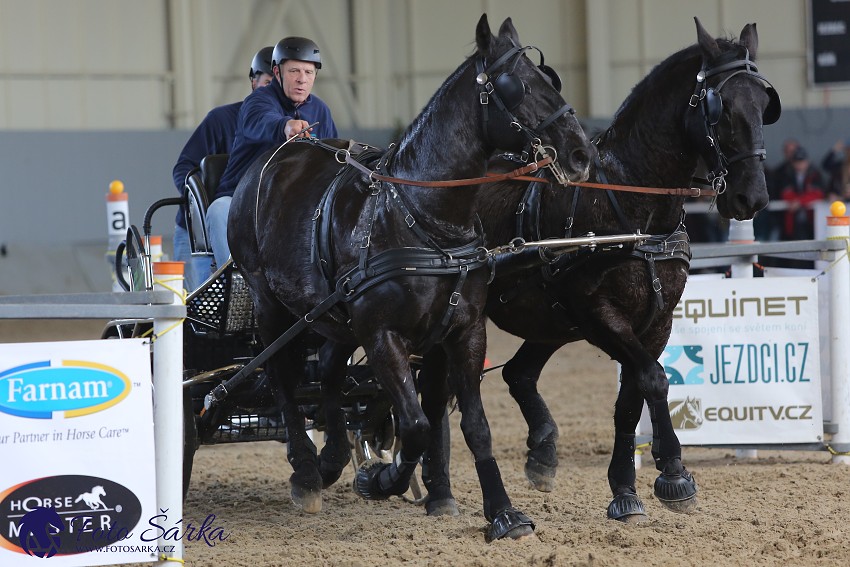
[570,148,591,172]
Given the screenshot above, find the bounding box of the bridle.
[687,49,782,194]
[475,40,576,186]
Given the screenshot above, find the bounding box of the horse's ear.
[694,17,721,60]
[498,17,520,45]
[739,23,759,59]
[476,13,493,54]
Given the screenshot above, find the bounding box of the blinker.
[705,88,722,125]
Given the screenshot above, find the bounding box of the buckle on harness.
[341,277,355,296]
[652,278,662,293]
[449,291,461,306]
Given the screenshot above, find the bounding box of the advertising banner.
[660,277,823,444]
[0,339,157,566]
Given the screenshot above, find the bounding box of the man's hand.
[285,119,313,139]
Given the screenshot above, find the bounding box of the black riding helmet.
[272,36,322,69]
[250,46,274,78]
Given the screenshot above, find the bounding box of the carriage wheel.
[347,411,427,505]
[347,411,395,470]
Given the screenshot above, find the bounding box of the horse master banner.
[0,339,156,566]
[661,276,823,444]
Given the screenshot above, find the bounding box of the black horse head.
[684,18,779,220]
[390,15,591,186]
[392,14,590,185]
[473,15,591,183]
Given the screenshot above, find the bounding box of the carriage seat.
[184,153,229,256]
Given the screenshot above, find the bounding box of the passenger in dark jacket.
[171,47,273,289]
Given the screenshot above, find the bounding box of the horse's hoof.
[524,456,556,493]
[320,446,351,489]
[485,507,535,543]
[320,462,346,489]
[607,493,648,523]
[353,460,391,500]
[290,465,323,513]
[425,497,459,517]
[291,484,322,514]
[661,495,698,514]
[654,468,698,513]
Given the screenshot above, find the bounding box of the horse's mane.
[395,34,515,150]
[397,57,475,148]
[606,36,751,140]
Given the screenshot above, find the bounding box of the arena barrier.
[0,290,184,566]
[635,211,850,467]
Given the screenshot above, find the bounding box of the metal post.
[729,219,759,459]
[826,204,850,465]
[152,262,185,564]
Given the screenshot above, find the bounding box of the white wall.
[0,0,843,132]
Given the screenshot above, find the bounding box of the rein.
[493,173,718,198]
[567,179,714,197]
[335,143,554,188]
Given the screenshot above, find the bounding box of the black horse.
[227,14,592,541]
[473,18,780,521]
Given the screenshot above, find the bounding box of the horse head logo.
[75,485,107,510]
[19,506,64,558]
[669,397,703,430]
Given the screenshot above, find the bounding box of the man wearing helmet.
[206,36,338,270]
[171,46,274,289]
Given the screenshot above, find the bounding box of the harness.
[310,141,490,352]
[499,157,691,337]
[206,139,491,408]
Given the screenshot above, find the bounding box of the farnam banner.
[0,339,157,566]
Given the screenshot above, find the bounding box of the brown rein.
[340,145,714,197]
[342,151,554,188]
[500,175,717,198]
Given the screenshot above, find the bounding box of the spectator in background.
[770,137,800,195]
[753,161,776,241]
[756,138,801,242]
[779,146,825,241]
[821,137,850,203]
[171,47,274,290]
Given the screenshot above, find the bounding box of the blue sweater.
[214,80,338,199]
[171,101,242,227]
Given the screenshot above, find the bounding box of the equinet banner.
[661,276,824,444]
